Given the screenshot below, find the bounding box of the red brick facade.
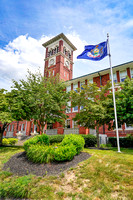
[2,33,133,138]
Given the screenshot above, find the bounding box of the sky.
[0,0,133,90]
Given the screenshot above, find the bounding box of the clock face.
[50,59,54,65]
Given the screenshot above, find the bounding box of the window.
[11,125,14,132]
[80,81,85,90]
[120,70,127,82]
[47,123,53,129]
[88,79,93,83]
[65,119,70,128]
[72,121,78,128]
[64,71,65,77]
[110,73,117,83]
[67,74,69,79]
[131,68,133,78]
[21,124,25,131]
[34,125,37,132]
[66,101,71,113]
[53,70,55,76]
[8,125,10,131]
[73,83,78,93]
[80,105,84,110]
[73,106,78,112]
[66,85,71,93]
[125,123,133,130]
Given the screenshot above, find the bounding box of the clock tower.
[42,33,77,81]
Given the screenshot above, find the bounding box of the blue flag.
[77,41,108,61]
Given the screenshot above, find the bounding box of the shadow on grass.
[111,147,133,155]
[0,146,24,153]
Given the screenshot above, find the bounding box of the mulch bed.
[3,152,91,176]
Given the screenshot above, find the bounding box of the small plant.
[54,144,77,162]
[61,134,85,155]
[2,138,18,146]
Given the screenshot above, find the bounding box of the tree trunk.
[0,123,8,146]
[96,125,100,148]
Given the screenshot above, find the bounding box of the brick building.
[2,33,133,138]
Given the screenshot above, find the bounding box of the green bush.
[26,144,54,163]
[24,134,49,151]
[61,134,85,155]
[2,138,18,146]
[81,134,97,147]
[54,144,77,162]
[108,135,133,148]
[48,135,65,144]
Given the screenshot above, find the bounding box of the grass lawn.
[0,146,133,200]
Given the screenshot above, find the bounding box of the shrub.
[108,135,133,148]
[24,136,39,151]
[48,135,65,144]
[81,135,97,147]
[24,134,49,151]
[61,134,85,155]
[54,144,77,162]
[26,145,54,163]
[2,138,18,146]
[37,134,49,145]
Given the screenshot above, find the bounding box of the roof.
[42,33,77,51]
[66,60,133,83]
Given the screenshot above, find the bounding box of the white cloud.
[0,34,52,90]
[0,30,133,91]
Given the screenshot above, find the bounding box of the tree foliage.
[115,77,133,127]
[10,70,69,133]
[0,89,15,145]
[71,81,113,147]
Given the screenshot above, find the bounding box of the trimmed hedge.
[81,135,97,147]
[2,138,18,146]
[48,134,97,147]
[108,135,133,148]
[54,144,77,162]
[61,134,85,155]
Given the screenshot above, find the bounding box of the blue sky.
[0,0,133,90]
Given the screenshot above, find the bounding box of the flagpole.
[107,33,121,153]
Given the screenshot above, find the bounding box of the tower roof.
[42,33,77,51]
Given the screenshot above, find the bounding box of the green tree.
[11,70,69,134]
[71,81,113,148]
[0,89,15,146]
[115,77,133,127]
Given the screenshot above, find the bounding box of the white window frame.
[73,83,78,93]
[88,79,93,83]
[65,119,70,128]
[73,106,78,112]
[72,120,78,128]
[120,70,127,82]
[80,81,85,90]
[66,101,71,113]
[110,73,117,83]
[66,85,71,93]
[130,68,133,78]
